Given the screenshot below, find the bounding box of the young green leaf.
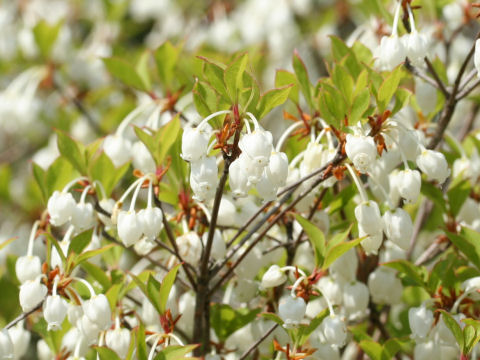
[153,345,199,360]
[359,340,382,360]
[275,69,298,103]
[383,260,426,287]
[103,57,149,92]
[210,304,260,342]
[89,152,130,197]
[295,214,326,267]
[224,53,248,101]
[322,237,362,270]
[154,42,180,87]
[439,310,464,351]
[159,263,181,314]
[33,20,62,58]
[256,85,292,119]
[377,65,404,112]
[293,50,313,109]
[56,130,87,175]
[95,346,121,360]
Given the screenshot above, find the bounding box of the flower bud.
[19,279,47,312]
[405,31,429,66]
[368,267,403,305]
[181,125,212,162]
[394,169,421,203]
[105,327,131,359]
[43,295,68,331]
[278,296,306,327]
[321,316,347,347]
[416,149,450,184]
[47,191,76,226]
[383,208,413,250]
[267,152,289,187]
[15,255,41,284]
[137,207,163,240]
[354,200,382,235]
[83,294,111,331]
[0,330,14,360]
[238,128,273,167]
[345,134,377,173]
[409,303,434,340]
[261,265,287,289]
[103,134,132,167]
[117,210,142,247]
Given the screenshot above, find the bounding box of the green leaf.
[159,263,181,314]
[200,56,229,101]
[193,79,218,118]
[295,214,325,267]
[95,346,121,360]
[260,312,284,326]
[45,157,77,197]
[377,65,404,112]
[421,181,447,213]
[33,20,62,58]
[68,229,93,256]
[256,85,292,119]
[381,338,411,360]
[147,274,162,314]
[392,88,411,115]
[332,64,354,106]
[322,237,362,270]
[463,325,478,355]
[224,53,248,101]
[447,178,470,217]
[75,244,115,267]
[329,36,362,77]
[154,42,180,87]
[383,260,426,287]
[137,321,148,360]
[350,88,370,124]
[80,261,111,290]
[211,304,260,342]
[135,50,152,92]
[103,57,149,91]
[293,51,313,109]
[448,229,480,271]
[297,308,329,345]
[89,152,130,197]
[56,130,87,175]
[440,310,464,351]
[359,340,382,360]
[157,116,181,164]
[327,226,353,251]
[275,70,298,103]
[153,345,199,360]
[32,162,47,203]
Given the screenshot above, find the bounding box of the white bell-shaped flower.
[343,281,369,320]
[278,296,306,327]
[67,303,83,326]
[377,35,406,71]
[190,156,218,202]
[177,232,202,265]
[409,303,434,340]
[317,276,343,305]
[345,134,377,173]
[229,154,252,197]
[330,249,358,283]
[181,125,212,162]
[383,208,413,250]
[43,295,68,331]
[83,294,111,331]
[261,265,287,289]
[19,279,47,312]
[15,255,41,284]
[321,316,347,347]
[461,276,480,301]
[105,327,131,359]
[201,230,226,261]
[475,39,480,77]
[117,210,143,247]
[78,315,102,344]
[416,149,450,184]
[238,128,273,167]
[368,267,403,305]
[414,340,440,360]
[359,227,383,255]
[404,30,428,66]
[354,200,382,235]
[132,141,156,173]
[7,323,29,360]
[71,202,96,230]
[256,171,278,202]
[267,151,289,187]
[103,134,132,167]
[47,191,76,226]
[394,169,421,203]
[134,237,156,256]
[0,330,14,360]
[137,207,163,240]
[37,339,52,360]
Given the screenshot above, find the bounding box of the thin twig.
[456,78,480,101]
[5,302,43,329]
[239,323,278,360]
[424,57,450,98]
[404,59,448,97]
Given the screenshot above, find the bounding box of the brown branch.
[404,58,448,98]
[239,323,278,360]
[424,57,450,98]
[5,302,43,329]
